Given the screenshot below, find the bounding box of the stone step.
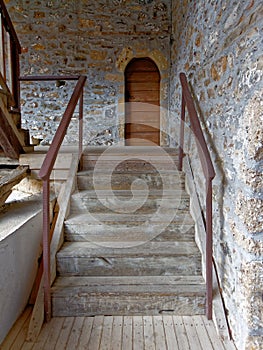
[82,146,179,155]
[65,210,194,225]
[70,189,191,215]
[85,158,180,172]
[64,222,196,243]
[82,146,179,172]
[53,146,205,317]
[56,241,202,276]
[51,275,206,317]
[77,170,185,191]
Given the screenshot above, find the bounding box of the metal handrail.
[0,0,21,52]
[0,0,87,321]
[31,75,87,321]
[19,75,80,81]
[0,0,21,109]
[179,72,215,320]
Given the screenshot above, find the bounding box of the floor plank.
[110,316,123,350]
[173,316,190,350]
[77,316,94,349]
[143,316,155,350]
[201,316,226,350]
[4,314,29,350]
[122,316,133,350]
[31,318,58,350]
[1,311,236,350]
[65,317,85,350]
[1,307,32,350]
[87,315,104,350]
[133,316,144,350]
[100,316,113,350]
[182,316,202,350]
[193,316,214,350]
[43,317,64,350]
[20,342,34,350]
[54,317,74,350]
[163,315,179,350]
[153,315,167,350]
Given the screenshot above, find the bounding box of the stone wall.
[169,1,262,349]
[6,0,171,146]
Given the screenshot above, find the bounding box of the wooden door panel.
[125,123,159,133]
[126,72,159,83]
[127,91,159,103]
[126,112,160,124]
[126,132,160,144]
[126,102,160,113]
[126,59,158,71]
[126,82,159,92]
[125,58,160,146]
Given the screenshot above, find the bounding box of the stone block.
[235,192,263,234]
[239,261,263,334]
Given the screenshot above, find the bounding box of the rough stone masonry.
[6,0,263,349]
[170,1,262,349]
[6,0,171,145]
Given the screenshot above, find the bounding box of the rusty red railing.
[26,75,86,321]
[0,0,88,322]
[19,75,86,321]
[0,0,21,109]
[179,72,215,320]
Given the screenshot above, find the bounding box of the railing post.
[206,178,213,320]
[10,40,20,109]
[179,93,185,171]
[78,88,84,168]
[42,179,51,322]
[0,16,6,79]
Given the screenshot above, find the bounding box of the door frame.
[116,49,169,147]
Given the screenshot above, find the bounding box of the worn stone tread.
[51,276,206,317]
[51,275,205,317]
[64,226,195,243]
[70,189,190,198]
[64,211,194,225]
[57,241,200,258]
[82,146,179,156]
[52,275,205,288]
[77,171,185,191]
[70,189,190,213]
[52,278,205,295]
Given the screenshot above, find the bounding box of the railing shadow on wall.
[178,72,216,320]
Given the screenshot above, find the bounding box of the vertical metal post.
[10,40,20,110]
[206,179,213,320]
[42,179,51,322]
[0,19,6,81]
[179,94,185,171]
[78,89,83,167]
[0,16,5,78]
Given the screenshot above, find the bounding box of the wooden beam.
[0,107,23,158]
[0,165,28,206]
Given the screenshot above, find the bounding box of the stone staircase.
[51,147,206,316]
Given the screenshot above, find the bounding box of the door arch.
[125,58,160,145]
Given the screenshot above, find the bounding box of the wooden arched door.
[125,58,160,145]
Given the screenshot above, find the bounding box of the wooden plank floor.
[1,308,236,350]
